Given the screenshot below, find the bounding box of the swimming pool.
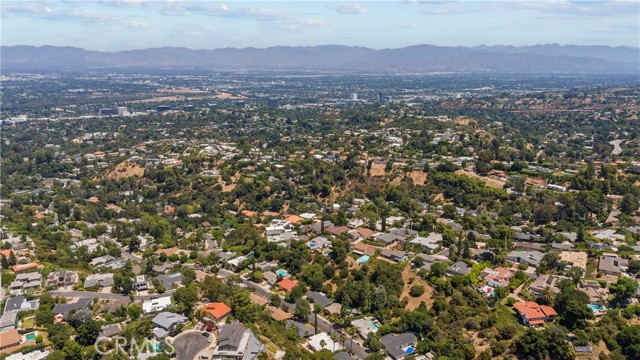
[25,332,36,341]
[152,343,161,351]
[404,346,416,355]
[369,321,379,329]
[356,255,370,263]
[276,269,288,277]
[308,243,316,248]
[588,304,605,312]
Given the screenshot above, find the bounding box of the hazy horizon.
[4,43,640,52]
[2,1,639,51]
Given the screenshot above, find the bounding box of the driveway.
[172,331,212,360]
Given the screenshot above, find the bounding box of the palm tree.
[313,303,323,332]
[539,286,556,306]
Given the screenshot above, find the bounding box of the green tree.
[560,300,593,330]
[357,203,380,229]
[48,323,74,350]
[366,333,382,352]
[121,319,153,347]
[294,298,311,320]
[127,304,142,320]
[113,272,133,294]
[229,290,260,323]
[429,262,448,278]
[537,287,557,306]
[181,267,196,285]
[616,325,640,360]
[621,194,638,215]
[35,306,54,326]
[62,340,83,360]
[610,277,639,302]
[409,285,425,297]
[76,319,101,346]
[313,303,323,332]
[173,285,199,316]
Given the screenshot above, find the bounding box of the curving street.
[172,330,213,360]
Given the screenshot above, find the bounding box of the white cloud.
[127,21,151,28]
[1,2,116,22]
[407,0,639,17]
[328,2,369,14]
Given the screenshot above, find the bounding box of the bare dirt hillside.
[106,162,145,180]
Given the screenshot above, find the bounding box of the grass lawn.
[586,258,598,278]
[21,317,35,328]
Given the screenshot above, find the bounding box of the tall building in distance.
[268,98,279,109]
[349,92,358,101]
[117,106,128,116]
[378,92,389,102]
[99,108,117,116]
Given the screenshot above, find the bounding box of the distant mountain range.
[2,44,639,73]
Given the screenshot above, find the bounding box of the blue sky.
[2,1,639,51]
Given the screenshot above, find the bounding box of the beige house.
[559,251,588,272]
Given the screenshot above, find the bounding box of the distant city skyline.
[1,1,639,51]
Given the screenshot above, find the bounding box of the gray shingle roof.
[52,298,92,320]
[286,320,316,338]
[156,273,182,289]
[381,332,417,360]
[151,312,187,330]
[217,322,248,350]
[4,296,39,313]
[99,324,122,338]
[307,292,333,308]
[333,352,355,360]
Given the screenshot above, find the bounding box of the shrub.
[409,285,425,297]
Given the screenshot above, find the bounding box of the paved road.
[609,139,625,155]
[121,250,143,263]
[51,290,172,301]
[173,331,211,360]
[307,313,369,359]
[508,283,526,303]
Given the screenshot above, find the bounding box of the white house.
[142,296,172,314]
[308,332,343,352]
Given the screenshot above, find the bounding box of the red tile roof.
[513,301,557,323]
[203,302,231,320]
[277,279,298,292]
[12,262,39,272]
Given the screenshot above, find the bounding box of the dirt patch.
[595,340,610,359]
[157,89,209,95]
[465,330,490,355]
[219,172,240,192]
[106,161,145,180]
[213,92,247,100]
[455,170,505,189]
[370,164,386,177]
[390,177,403,185]
[454,117,476,126]
[408,171,427,185]
[400,263,435,310]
